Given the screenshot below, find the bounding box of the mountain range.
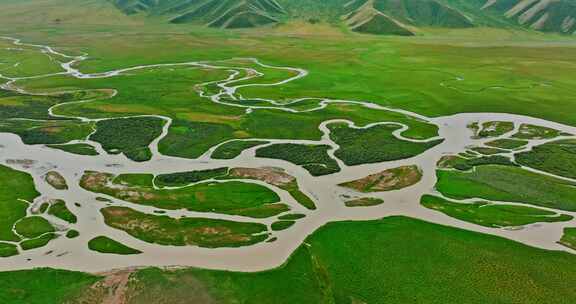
[52,0,576,35]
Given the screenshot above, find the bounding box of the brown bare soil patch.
[229,167,296,189]
[70,269,137,304]
[80,171,111,190]
[45,171,68,190]
[340,165,422,192]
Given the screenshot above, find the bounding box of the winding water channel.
[1,36,575,273]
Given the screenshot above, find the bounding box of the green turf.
[485,138,528,150]
[345,197,385,207]
[477,121,515,138]
[4,216,576,303]
[95,217,576,303]
[0,268,100,304]
[81,171,282,217]
[0,165,40,241]
[0,90,71,120]
[421,195,573,228]
[20,233,57,251]
[558,227,576,250]
[328,123,443,166]
[0,119,94,145]
[471,146,508,155]
[47,200,77,224]
[46,143,99,156]
[231,203,291,219]
[256,144,340,176]
[211,140,269,159]
[223,167,317,210]
[101,206,270,248]
[271,221,296,231]
[66,230,79,239]
[90,117,165,162]
[37,202,50,214]
[155,167,229,187]
[14,216,54,239]
[288,190,316,210]
[339,165,422,193]
[515,139,576,179]
[436,165,576,211]
[278,213,306,220]
[88,236,141,255]
[512,124,569,140]
[437,155,517,171]
[112,173,155,187]
[0,242,18,257]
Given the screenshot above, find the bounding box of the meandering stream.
[1,36,575,273]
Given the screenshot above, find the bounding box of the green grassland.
[437,154,517,171]
[1,7,574,129]
[223,167,317,210]
[476,121,515,138]
[0,88,99,146]
[271,220,296,231]
[88,236,141,255]
[4,216,576,303]
[471,146,508,155]
[47,200,77,224]
[155,167,229,187]
[211,140,269,159]
[436,165,576,211]
[0,2,576,302]
[0,39,65,78]
[344,197,385,207]
[0,119,94,145]
[0,165,41,242]
[101,206,270,248]
[512,124,569,140]
[0,242,18,257]
[66,229,79,239]
[340,165,422,192]
[256,143,340,176]
[12,62,445,159]
[81,171,284,218]
[155,166,316,212]
[421,195,573,228]
[559,227,576,250]
[1,18,575,164]
[278,213,306,220]
[0,90,82,120]
[515,139,576,179]
[20,233,57,251]
[328,123,443,166]
[46,143,99,156]
[14,216,54,239]
[90,116,165,162]
[0,268,100,304]
[485,138,528,150]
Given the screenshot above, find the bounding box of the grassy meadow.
[1,1,576,303]
[3,217,576,304]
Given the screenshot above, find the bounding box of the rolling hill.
[483,0,576,34]
[108,0,576,35]
[110,0,286,28]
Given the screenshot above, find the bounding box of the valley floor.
[0,11,576,304]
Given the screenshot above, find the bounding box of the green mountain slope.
[482,0,576,34]
[110,0,286,28]
[108,0,576,34]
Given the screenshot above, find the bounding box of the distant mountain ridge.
[109,0,576,35]
[483,0,576,34]
[110,0,284,28]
